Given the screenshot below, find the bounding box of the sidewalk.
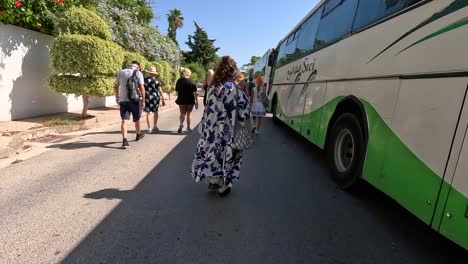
[0,99,177,159]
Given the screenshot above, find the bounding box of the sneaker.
[255,129,260,135]
[187,127,192,132]
[136,133,145,141]
[177,125,183,134]
[148,128,152,134]
[251,126,256,134]
[152,127,159,134]
[122,138,129,148]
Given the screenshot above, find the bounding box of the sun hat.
[145,66,158,75]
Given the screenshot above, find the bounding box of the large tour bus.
[267,0,468,249]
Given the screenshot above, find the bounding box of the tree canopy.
[241,56,260,73]
[96,0,180,67]
[167,9,184,45]
[183,22,220,69]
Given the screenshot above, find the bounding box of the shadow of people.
[84,188,132,200]
[61,118,468,264]
[46,141,122,150]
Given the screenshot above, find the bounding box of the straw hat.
[145,66,158,75]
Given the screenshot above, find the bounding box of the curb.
[0,136,24,159]
[0,102,180,159]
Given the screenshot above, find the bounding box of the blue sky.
[152,0,320,67]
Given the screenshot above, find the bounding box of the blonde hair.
[207,69,214,76]
[183,68,192,78]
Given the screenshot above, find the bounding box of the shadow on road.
[81,128,197,137]
[84,188,132,200]
[61,119,468,264]
[46,141,123,150]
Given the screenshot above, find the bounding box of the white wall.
[0,24,115,121]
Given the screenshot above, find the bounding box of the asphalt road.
[0,105,467,264]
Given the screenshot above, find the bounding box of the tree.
[96,0,180,67]
[183,22,220,68]
[184,62,205,84]
[49,7,123,118]
[167,9,184,45]
[241,56,260,73]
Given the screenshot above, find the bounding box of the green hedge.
[55,7,112,41]
[51,34,124,76]
[150,61,177,94]
[49,75,115,97]
[123,51,149,71]
[184,62,205,84]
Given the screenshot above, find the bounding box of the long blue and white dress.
[191,81,250,188]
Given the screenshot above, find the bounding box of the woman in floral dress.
[191,56,250,197]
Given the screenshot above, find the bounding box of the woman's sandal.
[218,187,231,197]
[208,183,220,190]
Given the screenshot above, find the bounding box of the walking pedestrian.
[144,66,166,134]
[202,69,214,106]
[191,56,250,197]
[175,68,198,133]
[237,73,248,95]
[250,76,267,135]
[246,76,255,97]
[114,61,145,148]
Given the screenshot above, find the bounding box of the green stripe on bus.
[362,101,441,225]
[397,19,468,55]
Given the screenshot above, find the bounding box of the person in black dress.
[175,68,198,133]
[144,66,165,133]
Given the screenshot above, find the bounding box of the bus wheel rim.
[334,129,355,173]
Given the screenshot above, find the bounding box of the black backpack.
[126,70,141,102]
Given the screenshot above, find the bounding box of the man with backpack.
[114,61,146,148]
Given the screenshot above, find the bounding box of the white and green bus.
[251,49,274,93]
[268,0,468,249]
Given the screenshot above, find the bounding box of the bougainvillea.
[0,0,95,34]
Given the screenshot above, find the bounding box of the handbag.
[232,85,255,151]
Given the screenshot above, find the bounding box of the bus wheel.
[327,113,365,189]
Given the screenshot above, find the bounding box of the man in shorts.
[114,61,145,148]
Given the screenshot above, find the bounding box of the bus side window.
[314,0,359,49]
[352,0,423,32]
[276,41,288,67]
[295,6,323,58]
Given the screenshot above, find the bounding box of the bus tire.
[327,113,365,189]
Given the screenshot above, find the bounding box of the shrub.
[151,61,164,79]
[0,0,94,34]
[97,1,180,67]
[184,62,205,84]
[49,75,115,97]
[54,7,112,41]
[123,51,149,70]
[51,34,124,76]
